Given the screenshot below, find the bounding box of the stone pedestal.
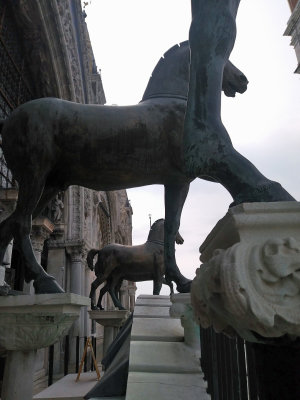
[0,293,89,400]
[88,310,130,356]
[170,293,200,352]
[191,202,300,342]
[191,202,300,400]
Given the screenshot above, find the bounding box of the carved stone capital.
[191,202,300,343]
[65,241,88,264]
[31,217,54,253]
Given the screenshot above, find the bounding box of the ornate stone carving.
[31,217,54,254]
[0,293,89,351]
[57,0,84,102]
[51,192,65,223]
[65,241,88,264]
[192,202,300,343]
[69,185,82,240]
[192,237,300,342]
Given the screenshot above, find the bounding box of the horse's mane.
[150,41,189,78]
[151,218,164,228]
[141,41,190,102]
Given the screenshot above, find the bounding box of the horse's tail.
[87,249,99,271]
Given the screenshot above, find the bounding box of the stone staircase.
[125,294,209,400]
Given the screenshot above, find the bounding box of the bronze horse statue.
[0,35,293,295]
[87,219,183,310]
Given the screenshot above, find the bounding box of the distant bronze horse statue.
[87,219,183,310]
[0,35,293,295]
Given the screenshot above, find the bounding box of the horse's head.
[148,218,184,245]
[222,60,248,97]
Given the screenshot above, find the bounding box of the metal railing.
[200,326,259,400]
[48,335,97,386]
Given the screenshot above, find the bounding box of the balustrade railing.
[200,326,260,400]
[47,335,97,386]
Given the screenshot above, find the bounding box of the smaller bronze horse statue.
[87,219,183,310]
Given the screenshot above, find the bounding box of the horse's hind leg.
[8,178,63,293]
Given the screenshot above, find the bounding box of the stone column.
[66,243,88,370]
[67,244,87,336]
[0,189,17,293]
[2,349,36,400]
[29,218,55,376]
[128,282,137,312]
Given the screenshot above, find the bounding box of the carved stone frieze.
[191,202,300,343]
[57,0,84,102]
[69,185,82,241]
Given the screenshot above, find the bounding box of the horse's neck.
[141,41,190,102]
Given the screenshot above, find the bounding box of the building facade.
[0,0,135,390]
[284,0,300,73]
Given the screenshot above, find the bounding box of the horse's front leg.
[184,0,294,203]
[164,182,191,293]
[109,275,125,310]
[184,0,241,180]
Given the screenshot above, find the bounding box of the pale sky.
[84,1,300,295]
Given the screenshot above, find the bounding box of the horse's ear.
[87,249,99,271]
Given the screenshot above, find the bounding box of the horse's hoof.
[33,274,64,294]
[230,181,295,207]
[91,305,100,310]
[176,280,192,293]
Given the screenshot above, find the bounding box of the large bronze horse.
[0,32,293,294]
[87,219,183,310]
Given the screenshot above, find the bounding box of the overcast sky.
[84,1,300,295]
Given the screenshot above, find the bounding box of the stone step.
[126,372,208,400]
[131,317,183,342]
[133,305,171,318]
